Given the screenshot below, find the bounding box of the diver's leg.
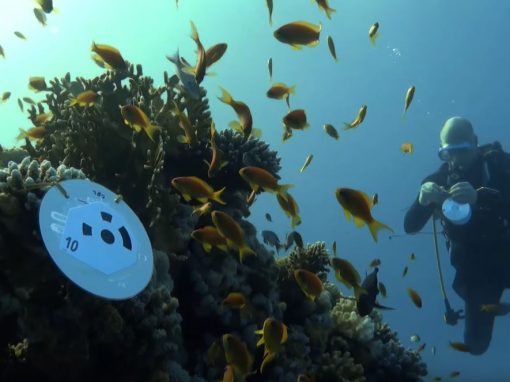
[463,286,503,355]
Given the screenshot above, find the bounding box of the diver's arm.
[404,172,445,234]
[404,196,436,234]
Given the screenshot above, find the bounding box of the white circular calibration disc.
[38,179,154,299]
[442,198,472,225]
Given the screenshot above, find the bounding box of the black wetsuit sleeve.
[404,172,445,234]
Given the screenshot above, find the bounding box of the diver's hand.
[449,182,477,205]
[418,181,449,206]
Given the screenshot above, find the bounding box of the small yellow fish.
[330,257,361,290]
[171,176,226,205]
[222,365,234,382]
[192,202,213,217]
[255,317,288,356]
[368,22,380,46]
[314,0,336,19]
[448,371,461,378]
[480,304,500,313]
[1,91,11,102]
[299,154,313,173]
[416,342,426,352]
[14,31,27,40]
[267,83,296,108]
[449,341,470,352]
[120,104,159,142]
[371,193,378,207]
[222,292,248,310]
[222,334,254,376]
[344,105,367,129]
[378,281,387,297]
[211,210,256,263]
[91,42,126,70]
[369,258,381,267]
[407,288,422,308]
[403,86,415,116]
[327,35,338,62]
[0,45,5,58]
[432,377,442,382]
[335,187,393,242]
[36,0,55,14]
[294,269,324,300]
[205,43,227,68]
[171,101,198,147]
[265,213,272,222]
[206,339,225,367]
[33,111,53,126]
[218,87,253,140]
[401,142,413,154]
[17,98,23,111]
[266,0,273,25]
[246,189,256,206]
[323,123,339,140]
[22,97,35,104]
[189,21,206,84]
[69,90,99,107]
[28,76,47,92]
[276,192,301,228]
[402,266,408,277]
[268,58,273,81]
[273,21,322,50]
[205,123,228,178]
[33,7,47,26]
[409,253,416,260]
[283,109,309,130]
[332,240,337,256]
[191,226,228,253]
[16,126,47,141]
[239,166,293,196]
[259,352,277,374]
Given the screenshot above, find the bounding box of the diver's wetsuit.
[404,142,510,355]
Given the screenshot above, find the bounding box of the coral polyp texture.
[0,64,427,381]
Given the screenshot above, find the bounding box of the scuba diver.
[404,116,510,355]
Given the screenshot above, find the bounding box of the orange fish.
[239,166,293,196]
[276,191,301,228]
[91,42,126,70]
[369,258,381,267]
[255,317,288,356]
[28,76,47,92]
[211,210,256,263]
[218,87,253,140]
[171,176,226,205]
[274,21,322,50]
[294,269,323,300]
[191,226,228,253]
[222,365,234,382]
[330,257,361,290]
[335,187,393,242]
[283,109,309,130]
[222,334,254,376]
[407,287,422,308]
[69,90,99,107]
[170,101,198,147]
[205,43,227,68]
[267,83,296,108]
[401,142,413,154]
[368,22,380,46]
[16,127,47,141]
[205,122,228,178]
[449,341,470,352]
[314,0,336,19]
[189,21,206,84]
[344,105,367,129]
[120,104,159,142]
[33,111,53,126]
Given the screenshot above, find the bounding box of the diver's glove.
[449,182,477,205]
[418,181,450,206]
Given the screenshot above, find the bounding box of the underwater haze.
[1,0,510,381]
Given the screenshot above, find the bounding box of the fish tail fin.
[16,128,27,140]
[211,186,227,205]
[370,33,379,46]
[218,87,233,105]
[343,122,352,130]
[277,184,294,196]
[325,8,336,19]
[145,124,159,142]
[166,50,179,65]
[190,21,199,42]
[368,219,393,242]
[291,214,302,229]
[239,245,256,263]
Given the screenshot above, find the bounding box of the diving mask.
[438,142,477,161]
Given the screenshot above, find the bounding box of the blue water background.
[1,1,510,380]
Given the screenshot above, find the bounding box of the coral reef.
[0,62,427,381]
